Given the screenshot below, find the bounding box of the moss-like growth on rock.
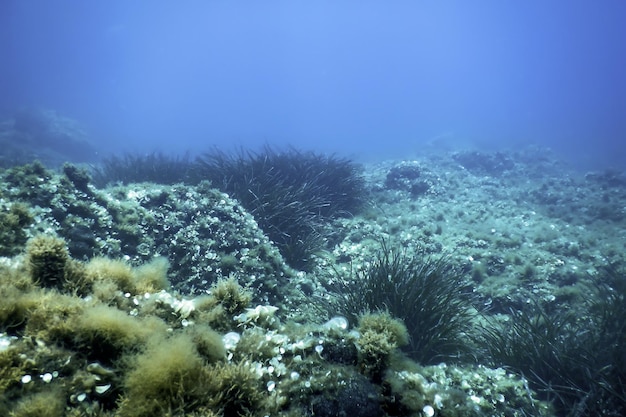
[84,257,135,294]
[0,345,26,396]
[3,161,53,205]
[359,312,409,347]
[23,291,85,344]
[59,259,88,296]
[62,163,92,193]
[0,262,37,333]
[201,361,266,416]
[0,203,34,257]
[118,329,265,417]
[358,330,398,380]
[185,325,226,364]
[8,388,66,417]
[0,286,40,333]
[356,312,409,379]
[23,234,87,296]
[194,277,252,332]
[117,333,208,417]
[83,257,170,299]
[26,235,70,289]
[209,277,253,316]
[0,259,34,292]
[131,256,170,293]
[71,303,167,363]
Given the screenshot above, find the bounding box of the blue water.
[1,0,625,168]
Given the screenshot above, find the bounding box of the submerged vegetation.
[477,270,626,416]
[91,152,195,187]
[0,238,270,417]
[327,241,477,365]
[1,146,625,416]
[0,235,551,417]
[0,202,33,257]
[90,147,367,270]
[195,146,367,270]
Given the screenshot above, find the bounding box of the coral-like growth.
[383,363,554,417]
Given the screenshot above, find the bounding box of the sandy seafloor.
[0,146,624,417]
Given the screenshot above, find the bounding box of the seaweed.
[195,146,366,270]
[91,152,194,187]
[477,270,626,416]
[327,241,477,364]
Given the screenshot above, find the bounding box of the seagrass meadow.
[1,146,625,416]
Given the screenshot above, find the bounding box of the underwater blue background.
[1,0,625,167]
